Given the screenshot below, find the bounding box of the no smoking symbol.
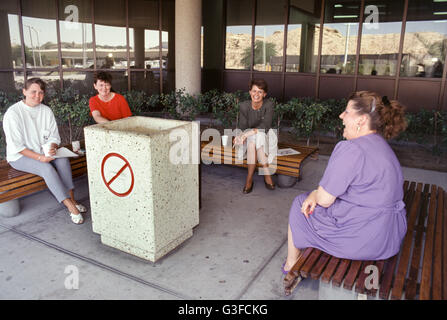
[101,153,135,197]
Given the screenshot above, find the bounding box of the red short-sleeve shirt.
[89,93,132,121]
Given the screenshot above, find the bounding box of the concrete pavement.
[0,155,446,300]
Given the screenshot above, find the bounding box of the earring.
[357,125,361,133]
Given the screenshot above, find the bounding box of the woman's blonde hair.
[348,91,407,140]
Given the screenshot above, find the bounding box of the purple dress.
[289,133,407,260]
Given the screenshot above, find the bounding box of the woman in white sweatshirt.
[3,78,86,224]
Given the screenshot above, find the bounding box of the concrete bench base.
[0,198,20,218]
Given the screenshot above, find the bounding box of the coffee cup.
[72,140,81,152]
[42,143,53,157]
[221,135,229,147]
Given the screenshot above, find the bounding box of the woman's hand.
[40,156,55,162]
[37,154,54,162]
[48,143,58,156]
[301,187,336,218]
[301,190,317,218]
[234,134,246,146]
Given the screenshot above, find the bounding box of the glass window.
[162,0,175,93]
[287,0,322,73]
[130,71,158,95]
[63,71,96,95]
[321,0,361,75]
[225,0,253,70]
[59,0,94,69]
[359,0,404,76]
[400,0,447,78]
[0,72,23,94]
[201,26,204,68]
[21,0,59,69]
[129,0,159,71]
[94,0,127,69]
[253,0,286,72]
[0,2,22,69]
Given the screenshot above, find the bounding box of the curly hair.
[347,91,407,140]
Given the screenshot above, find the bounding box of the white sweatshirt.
[3,100,61,162]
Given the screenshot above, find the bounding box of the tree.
[240,40,278,69]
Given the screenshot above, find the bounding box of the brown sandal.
[284,270,302,296]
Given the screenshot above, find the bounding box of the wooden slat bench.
[200,141,318,180]
[0,149,87,204]
[286,180,447,300]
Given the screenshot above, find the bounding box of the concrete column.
[133,28,145,69]
[299,23,315,73]
[0,10,15,92]
[202,0,224,92]
[175,0,202,95]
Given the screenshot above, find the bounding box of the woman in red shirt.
[89,72,132,123]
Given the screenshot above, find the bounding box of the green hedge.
[0,89,446,159]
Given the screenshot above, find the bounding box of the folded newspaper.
[53,147,79,158]
[277,148,301,156]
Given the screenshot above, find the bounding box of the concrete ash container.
[84,116,199,261]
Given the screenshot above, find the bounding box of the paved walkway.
[1,155,446,300]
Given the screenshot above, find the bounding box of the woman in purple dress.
[283,91,408,291]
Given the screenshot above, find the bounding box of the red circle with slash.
[101,153,135,197]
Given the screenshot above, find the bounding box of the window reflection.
[63,71,95,95]
[0,72,23,93]
[128,0,159,69]
[94,0,127,70]
[287,1,321,73]
[254,0,286,72]
[321,0,360,75]
[225,0,253,70]
[22,0,59,69]
[401,0,447,78]
[359,0,404,76]
[128,0,160,93]
[130,71,158,94]
[201,26,204,68]
[59,0,93,69]
[0,1,22,69]
[161,0,175,93]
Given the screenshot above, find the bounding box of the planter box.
[84,116,199,262]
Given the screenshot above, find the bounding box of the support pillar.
[175,0,202,95]
[0,10,15,92]
[133,27,145,69]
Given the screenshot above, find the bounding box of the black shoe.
[264,181,276,190]
[243,182,254,194]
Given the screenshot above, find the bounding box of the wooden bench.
[200,141,318,181]
[0,148,87,204]
[286,181,447,300]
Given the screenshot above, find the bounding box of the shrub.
[47,88,92,144]
[212,92,240,129]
